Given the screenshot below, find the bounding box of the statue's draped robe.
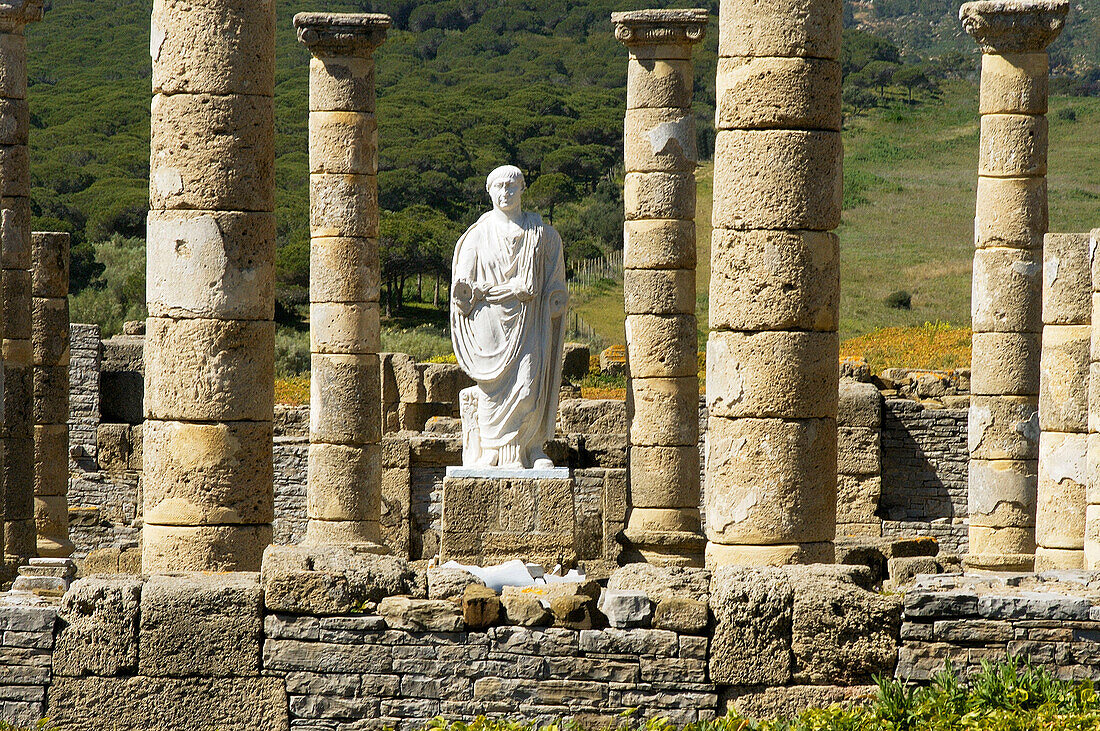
[451,211,567,463]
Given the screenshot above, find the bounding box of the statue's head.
[486,165,525,215]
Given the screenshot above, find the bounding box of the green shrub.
[885,290,912,310]
[1057,106,1078,122]
[275,327,310,377]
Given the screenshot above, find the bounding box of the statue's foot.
[529,447,553,470]
[476,448,498,467]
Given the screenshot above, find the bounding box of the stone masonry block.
[151,0,275,96]
[971,246,1042,333]
[974,176,1047,249]
[623,219,696,270]
[709,228,838,332]
[627,58,692,110]
[47,675,288,731]
[980,53,1048,115]
[147,210,275,321]
[309,111,378,176]
[309,55,376,113]
[149,93,275,212]
[707,330,838,419]
[1043,232,1090,325]
[142,524,272,573]
[138,573,263,677]
[625,314,697,378]
[142,419,274,525]
[717,0,841,59]
[706,416,837,544]
[624,171,695,221]
[838,379,882,428]
[53,576,141,677]
[712,129,841,231]
[788,564,901,684]
[624,107,697,174]
[709,566,793,685]
[967,395,1039,461]
[310,173,379,239]
[978,114,1047,177]
[716,56,841,131]
[310,236,380,304]
[144,317,274,421]
[310,353,381,444]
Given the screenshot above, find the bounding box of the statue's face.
[489,177,523,214]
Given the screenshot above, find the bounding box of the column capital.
[295,12,391,58]
[611,9,707,49]
[960,0,1068,54]
[0,0,43,32]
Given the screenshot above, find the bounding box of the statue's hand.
[453,279,474,315]
[549,288,568,317]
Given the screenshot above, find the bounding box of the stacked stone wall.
[0,603,55,725]
[880,399,969,554]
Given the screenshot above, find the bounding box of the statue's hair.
[485,164,525,193]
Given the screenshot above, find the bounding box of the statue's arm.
[452,234,480,316]
[545,227,568,317]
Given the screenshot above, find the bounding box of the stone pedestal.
[142,0,276,572]
[704,0,842,567]
[612,9,707,568]
[962,0,1068,572]
[440,467,577,568]
[31,232,73,558]
[295,13,390,549]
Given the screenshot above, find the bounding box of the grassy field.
[574,82,1100,353]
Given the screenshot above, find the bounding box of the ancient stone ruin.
[1,0,1099,729]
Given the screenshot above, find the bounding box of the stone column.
[613,9,707,568]
[961,0,1067,571]
[1087,227,1100,567]
[31,232,74,558]
[295,12,390,547]
[704,0,842,567]
[143,0,276,572]
[0,0,43,577]
[1034,233,1088,569]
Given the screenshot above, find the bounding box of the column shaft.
[31,231,74,558]
[1087,227,1100,567]
[614,9,707,568]
[296,13,390,547]
[142,0,276,572]
[705,0,842,568]
[962,0,1067,571]
[0,2,43,578]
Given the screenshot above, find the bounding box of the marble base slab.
[445,466,570,480]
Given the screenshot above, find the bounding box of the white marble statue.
[451,165,568,469]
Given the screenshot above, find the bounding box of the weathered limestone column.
[31,232,74,558]
[295,12,390,547]
[613,9,707,568]
[143,0,276,571]
[1087,227,1100,567]
[962,0,1067,571]
[1,0,43,577]
[704,0,842,567]
[1034,233,1088,569]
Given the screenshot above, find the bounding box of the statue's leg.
[528,445,553,470]
[459,386,483,466]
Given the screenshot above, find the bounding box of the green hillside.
[21,0,1100,357]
